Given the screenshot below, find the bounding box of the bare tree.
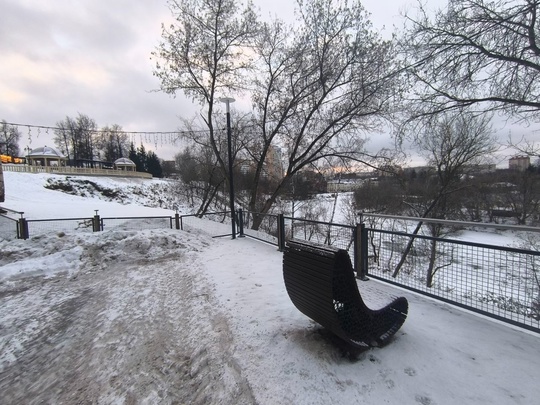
[152,0,258,207]
[498,167,540,225]
[153,0,400,221]
[54,114,97,164]
[400,0,540,123]
[95,124,129,162]
[393,112,497,280]
[175,145,226,215]
[0,120,21,156]
[246,0,399,228]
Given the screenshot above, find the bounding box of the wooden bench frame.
[283,239,408,348]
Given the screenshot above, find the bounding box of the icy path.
[0,230,255,404]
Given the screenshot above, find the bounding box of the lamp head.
[218,97,235,113]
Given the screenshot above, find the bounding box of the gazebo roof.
[114,157,136,166]
[28,146,66,159]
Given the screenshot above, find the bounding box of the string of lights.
[2,121,213,136]
[2,121,224,151]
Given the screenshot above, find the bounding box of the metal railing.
[240,211,280,245]
[1,163,152,179]
[179,211,236,237]
[358,214,540,332]
[236,211,539,332]
[27,217,95,235]
[0,210,180,239]
[0,207,26,240]
[284,216,356,252]
[2,205,538,332]
[100,216,173,231]
[0,214,19,240]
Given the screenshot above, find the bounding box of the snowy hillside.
[1,172,539,404]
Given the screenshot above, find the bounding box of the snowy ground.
[1,172,540,404]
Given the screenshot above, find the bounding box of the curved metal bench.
[283,239,408,348]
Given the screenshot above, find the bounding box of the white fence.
[1,164,152,179]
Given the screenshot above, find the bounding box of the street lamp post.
[219,97,236,239]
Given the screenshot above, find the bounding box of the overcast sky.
[2,0,524,166]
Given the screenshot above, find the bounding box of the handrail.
[0,206,24,216]
[360,212,540,233]
[1,164,152,179]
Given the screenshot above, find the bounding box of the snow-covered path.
[0,230,255,404]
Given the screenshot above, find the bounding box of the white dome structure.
[114,157,136,171]
[27,146,67,167]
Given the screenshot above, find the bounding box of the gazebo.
[114,157,136,172]
[26,146,67,167]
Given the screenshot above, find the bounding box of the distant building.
[326,180,363,193]
[509,155,530,171]
[26,146,68,167]
[264,146,284,181]
[114,157,136,171]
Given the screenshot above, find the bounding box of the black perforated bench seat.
[283,239,408,348]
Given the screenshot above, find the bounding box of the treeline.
[128,143,163,178]
[354,166,540,227]
[53,113,163,177]
[0,115,164,177]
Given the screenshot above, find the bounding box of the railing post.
[277,213,286,251]
[237,209,244,237]
[17,214,29,240]
[92,210,101,232]
[231,210,237,239]
[175,212,180,230]
[356,222,369,281]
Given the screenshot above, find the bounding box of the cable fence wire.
[101,216,173,231]
[180,211,235,237]
[27,218,95,236]
[367,228,540,331]
[242,211,279,246]
[0,215,19,240]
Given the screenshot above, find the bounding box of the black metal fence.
[236,210,539,333]
[0,210,237,240]
[179,211,236,237]
[357,214,540,333]
[283,216,356,252]
[100,216,174,232]
[2,206,538,333]
[240,211,280,245]
[0,211,180,239]
[27,217,95,235]
[0,207,26,240]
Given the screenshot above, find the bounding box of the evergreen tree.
[128,143,141,170]
[146,151,163,178]
[136,144,147,172]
